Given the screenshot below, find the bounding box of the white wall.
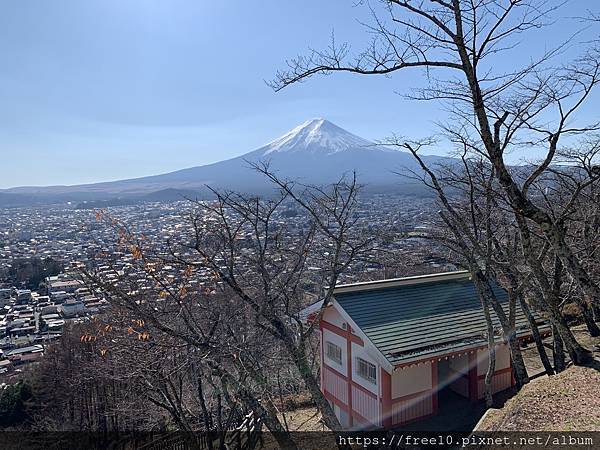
[322,328,347,374]
[477,344,511,376]
[323,305,384,396]
[323,306,346,329]
[391,362,432,398]
[351,342,380,395]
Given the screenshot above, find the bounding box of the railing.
[227,411,263,450]
[138,434,196,450]
[137,411,263,450]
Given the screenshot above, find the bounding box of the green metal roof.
[334,275,540,366]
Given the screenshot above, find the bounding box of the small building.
[48,279,83,294]
[34,295,50,305]
[60,299,85,318]
[6,344,44,364]
[9,325,36,337]
[0,359,14,376]
[50,290,70,304]
[313,271,547,429]
[46,319,65,332]
[15,290,32,305]
[0,289,12,306]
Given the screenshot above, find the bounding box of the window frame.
[356,357,377,384]
[325,341,343,365]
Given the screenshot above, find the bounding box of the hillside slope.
[477,365,600,431]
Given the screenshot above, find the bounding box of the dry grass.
[261,407,335,449]
[477,365,600,431]
[279,406,326,432]
[479,324,600,432]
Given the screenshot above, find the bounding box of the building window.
[326,342,342,365]
[356,357,377,383]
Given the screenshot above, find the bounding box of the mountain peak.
[262,118,372,156]
[302,117,328,127]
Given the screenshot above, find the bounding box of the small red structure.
[307,271,547,429]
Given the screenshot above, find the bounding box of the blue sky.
[0,0,597,188]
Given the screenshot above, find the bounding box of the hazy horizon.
[1,0,597,188]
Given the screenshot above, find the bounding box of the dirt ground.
[519,324,600,378]
[278,407,327,432]
[260,408,335,449]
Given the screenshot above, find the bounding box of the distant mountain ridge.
[1,119,450,206]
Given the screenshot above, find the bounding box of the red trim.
[323,363,348,381]
[394,347,481,369]
[321,320,364,345]
[393,340,548,371]
[346,324,354,427]
[350,410,372,426]
[381,368,392,428]
[510,354,516,386]
[324,389,348,410]
[520,331,552,344]
[319,324,324,389]
[324,364,378,399]
[324,375,381,429]
[431,360,438,414]
[468,352,478,402]
[385,363,438,427]
[351,379,378,399]
[321,318,381,428]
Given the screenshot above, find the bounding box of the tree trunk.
[578,299,600,337]
[547,302,591,365]
[482,296,496,407]
[506,333,529,387]
[472,270,529,387]
[552,324,567,373]
[289,342,342,431]
[458,43,600,333]
[512,215,592,365]
[541,295,591,366]
[549,230,600,318]
[519,296,554,375]
[484,342,496,408]
[214,362,299,450]
[592,302,600,323]
[239,390,298,450]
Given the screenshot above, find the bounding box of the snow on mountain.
[1,119,451,205]
[262,118,376,155]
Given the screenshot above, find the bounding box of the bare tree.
[80,169,371,444]
[271,0,600,364]
[396,142,531,391]
[81,219,302,448]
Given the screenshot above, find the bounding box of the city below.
[0,195,453,380]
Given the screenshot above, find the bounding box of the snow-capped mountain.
[1,119,450,206]
[263,118,375,155]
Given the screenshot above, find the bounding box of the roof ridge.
[333,270,471,294]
